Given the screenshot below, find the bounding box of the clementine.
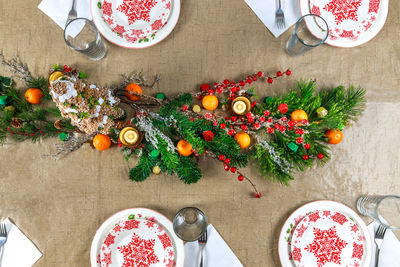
[234,132,251,149]
[290,110,308,122]
[177,140,193,156]
[326,129,343,144]
[202,95,219,111]
[93,134,111,151]
[25,88,43,104]
[125,83,143,101]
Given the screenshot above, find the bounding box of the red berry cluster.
[7,126,44,137]
[63,65,72,72]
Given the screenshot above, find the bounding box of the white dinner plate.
[278,200,372,267]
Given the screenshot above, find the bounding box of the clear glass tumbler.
[64,18,106,61]
[173,207,208,242]
[357,195,400,229]
[286,14,329,57]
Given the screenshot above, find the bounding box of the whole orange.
[25,88,43,104]
[234,132,251,149]
[177,140,193,156]
[326,129,343,144]
[290,110,308,122]
[202,95,219,111]
[125,83,143,101]
[93,134,111,151]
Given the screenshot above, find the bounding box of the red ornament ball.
[254,123,260,129]
[254,193,262,198]
[296,137,304,144]
[286,70,292,76]
[238,175,244,181]
[241,125,248,131]
[279,126,286,132]
[259,117,266,123]
[201,84,210,91]
[267,127,274,133]
[252,75,257,81]
[239,81,245,86]
[218,155,225,161]
[203,130,214,142]
[317,153,324,159]
[304,143,311,149]
[223,79,230,85]
[278,103,289,114]
[288,120,296,127]
[303,155,309,160]
[230,167,237,173]
[276,71,282,77]
[220,123,226,129]
[247,78,252,84]
[224,164,230,171]
[224,158,231,164]
[263,110,270,116]
[227,129,235,136]
[267,77,273,84]
[257,71,264,77]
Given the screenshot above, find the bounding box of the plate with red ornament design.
[291,210,366,267]
[278,200,372,267]
[299,0,388,47]
[91,0,180,49]
[90,208,184,267]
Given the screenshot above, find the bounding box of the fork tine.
[0,224,5,236]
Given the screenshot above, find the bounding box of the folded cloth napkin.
[184,224,242,267]
[244,0,302,38]
[38,0,92,37]
[368,221,400,267]
[2,218,42,267]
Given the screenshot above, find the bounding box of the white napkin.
[368,222,400,267]
[184,224,242,267]
[244,0,302,38]
[1,218,42,267]
[38,0,92,37]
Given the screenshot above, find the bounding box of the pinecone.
[54,119,62,130]
[114,121,125,129]
[11,118,23,128]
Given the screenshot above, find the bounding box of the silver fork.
[198,231,207,267]
[275,0,286,29]
[66,0,77,26]
[374,224,387,267]
[0,223,8,265]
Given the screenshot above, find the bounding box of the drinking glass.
[286,14,329,57]
[357,195,400,229]
[173,207,208,242]
[64,18,106,61]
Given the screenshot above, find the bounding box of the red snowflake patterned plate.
[299,0,388,47]
[91,0,180,49]
[100,0,170,44]
[291,210,366,267]
[90,208,184,267]
[100,219,175,267]
[278,200,372,267]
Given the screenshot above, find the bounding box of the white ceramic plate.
[278,200,372,267]
[299,0,388,47]
[91,0,180,49]
[90,208,184,267]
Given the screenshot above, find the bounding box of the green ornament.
[4,106,15,114]
[155,93,166,100]
[264,96,272,104]
[316,107,328,118]
[287,142,299,152]
[337,123,345,131]
[58,132,68,141]
[0,96,8,106]
[150,149,160,159]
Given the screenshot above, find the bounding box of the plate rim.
[90,207,185,267]
[90,0,181,49]
[299,0,389,47]
[278,200,372,267]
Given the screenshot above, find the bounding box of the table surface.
[0,0,399,266]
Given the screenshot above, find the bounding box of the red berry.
[247,78,252,84]
[227,129,235,135]
[238,175,244,181]
[230,93,235,97]
[222,84,227,89]
[230,81,235,86]
[279,126,286,132]
[288,120,296,127]
[276,71,282,77]
[274,123,280,129]
[305,143,311,149]
[281,117,287,122]
[63,65,68,69]
[223,79,229,85]
[224,164,230,171]
[241,125,248,131]
[267,77,273,84]
[231,87,236,93]
[239,81,245,86]
[216,88,223,94]
[278,103,289,114]
[257,71,263,77]
[181,105,188,111]
[203,130,214,141]
[288,127,294,131]
[248,118,254,123]
[302,119,308,125]
[197,95,203,100]
[231,116,237,122]
[267,118,273,123]
[225,116,229,120]
[68,67,72,71]
[251,101,257,107]
[246,112,253,118]
[220,123,226,129]
[254,193,261,198]
[263,110,270,116]
[213,82,219,87]
[218,155,225,161]
[267,127,274,133]
[259,117,266,122]
[286,70,292,76]
[230,167,237,173]
[303,155,309,160]
[207,89,214,94]
[225,158,231,164]
[254,123,260,129]
[252,75,257,81]
[317,153,324,159]
[296,137,303,144]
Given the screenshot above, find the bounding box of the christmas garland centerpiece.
[0,54,366,197]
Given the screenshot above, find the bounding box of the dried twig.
[0,51,32,82]
[42,133,92,159]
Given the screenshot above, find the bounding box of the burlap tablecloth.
[0,0,399,266]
